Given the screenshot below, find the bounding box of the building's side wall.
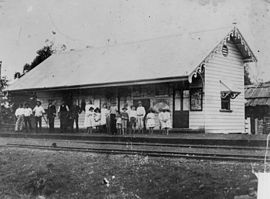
[204,41,245,133]
[189,78,205,130]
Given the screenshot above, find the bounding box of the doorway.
[173,89,189,128]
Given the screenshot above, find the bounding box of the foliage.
[0,76,8,89]
[244,65,252,85]
[18,38,67,77]
[24,44,54,73]
[0,76,15,124]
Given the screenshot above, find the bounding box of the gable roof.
[7,26,257,92]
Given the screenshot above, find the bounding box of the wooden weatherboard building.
[7,27,257,133]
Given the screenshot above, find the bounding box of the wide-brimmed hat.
[122,107,128,110]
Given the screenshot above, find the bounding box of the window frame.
[220,94,232,112]
[190,88,203,111]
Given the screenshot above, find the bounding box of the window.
[221,95,231,111]
[222,45,229,57]
[190,88,202,111]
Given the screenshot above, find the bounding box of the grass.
[0,148,260,199]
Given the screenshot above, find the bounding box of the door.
[173,89,189,128]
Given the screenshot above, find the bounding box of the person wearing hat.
[47,99,56,133]
[101,103,110,133]
[121,107,129,135]
[146,108,156,134]
[129,105,137,134]
[23,103,33,132]
[33,101,45,133]
[69,101,82,133]
[14,104,25,132]
[136,101,146,134]
[57,100,69,133]
[159,107,171,135]
[109,101,118,135]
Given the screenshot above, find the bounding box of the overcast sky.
[0,0,269,82]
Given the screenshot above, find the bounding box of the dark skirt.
[110,114,116,135]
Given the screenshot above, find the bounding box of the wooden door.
[173,89,189,128]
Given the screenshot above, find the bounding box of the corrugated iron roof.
[245,98,270,106]
[245,84,270,99]
[245,82,270,106]
[7,27,255,92]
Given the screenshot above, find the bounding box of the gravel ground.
[0,147,263,199]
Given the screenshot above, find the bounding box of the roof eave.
[6,75,189,93]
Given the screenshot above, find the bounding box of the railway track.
[72,140,268,151]
[3,143,267,162]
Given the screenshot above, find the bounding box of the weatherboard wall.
[204,41,245,133]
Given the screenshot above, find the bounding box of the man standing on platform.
[33,101,45,133]
[70,102,81,133]
[136,101,146,134]
[58,101,69,133]
[23,103,32,132]
[47,99,56,133]
[109,102,118,135]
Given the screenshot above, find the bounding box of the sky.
[0,0,270,82]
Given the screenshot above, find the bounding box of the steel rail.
[72,140,267,151]
[3,143,266,162]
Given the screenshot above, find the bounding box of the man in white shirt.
[23,103,33,132]
[15,104,24,132]
[136,101,146,134]
[33,101,45,133]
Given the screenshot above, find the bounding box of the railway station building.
[6,27,257,133]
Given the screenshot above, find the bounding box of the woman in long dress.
[159,108,171,135]
[101,104,110,133]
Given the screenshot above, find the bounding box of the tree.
[18,39,67,78]
[23,63,31,73]
[244,65,252,85]
[28,44,54,71]
[0,76,8,89]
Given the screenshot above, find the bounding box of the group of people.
[14,101,45,132]
[14,100,81,133]
[84,100,172,135]
[14,99,172,135]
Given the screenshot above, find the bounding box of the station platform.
[0,128,268,147]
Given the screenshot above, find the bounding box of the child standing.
[121,107,129,135]
[129,106,137,134]
[146,108,156,134]
[87,107,95,134]
[116,111,122,135]
[94,108,101,133]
